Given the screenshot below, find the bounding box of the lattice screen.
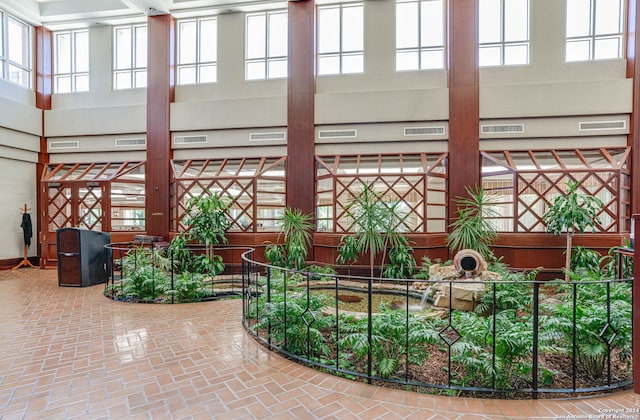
[172,157,286,233]
[316,153,448,233]
[481,148,631,233]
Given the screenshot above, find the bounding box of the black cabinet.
[57,228,110,287]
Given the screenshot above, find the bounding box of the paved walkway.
[0,269,638,419]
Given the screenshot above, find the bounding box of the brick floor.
[0,269,638,419]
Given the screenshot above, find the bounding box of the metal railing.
[241,249,634,398]
[103,242,247,303]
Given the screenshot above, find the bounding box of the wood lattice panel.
[316,153,448,233]
[481,147,631,233]
[172,157,286,233]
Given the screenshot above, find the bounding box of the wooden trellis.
[481,147,631,233]
[316,153,448,233]
[172,157,286,233]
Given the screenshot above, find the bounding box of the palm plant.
[446,185,500,260]
[345,182,404,278]
[542,181,603,281]
[281,207,314,269]
[336,234,359,277]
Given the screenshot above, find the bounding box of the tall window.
[479,0,529,67]
[246,11,288,80]
[177,17,217,85]
[317,3,364,75]
[0,12,32,88]
[113,24,147,89]
[395,0,445,71]
[54,30,89,93]
[566,0,625,62]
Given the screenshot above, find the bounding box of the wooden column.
[633,214,640,394]
[627,0,640,217]
[35,26,52,267]
[145,14,175,239]
[287,0,316,219]
[447,0,480,230]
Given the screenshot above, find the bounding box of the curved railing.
[103,242,249,303]
[240,249,634,398]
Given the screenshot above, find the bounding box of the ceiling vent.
[174,135,208,145]
[481,124,525,134]
[579,120,626,131]
[115,138,146,147]
[404,126,445,136]
[249,132,286,142]
[318,129,357,139]
[49,140,79,150]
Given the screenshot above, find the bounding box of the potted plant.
[543,180,603,281]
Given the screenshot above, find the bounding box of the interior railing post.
[532,282,540,399]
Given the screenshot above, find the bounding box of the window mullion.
[501,0,506,65]
[417,1,422,69]
[265,13,270,78]
[339,5,343,74]
[591,0,596,60]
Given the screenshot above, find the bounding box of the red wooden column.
[287,0,316,219]
[35,26,52,267]
[146,14,175,239]
[447,0,480,232]
[628,0,640,395]
[627,0,640,217]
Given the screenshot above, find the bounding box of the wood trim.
[287,0,316,219]
[146,14,175,240]
[35,26,53,267]
[447,0,480,236]
[628,0,640,216]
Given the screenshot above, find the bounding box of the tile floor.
[0,268,638,419]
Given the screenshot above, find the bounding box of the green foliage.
[166,272,208,303]
[570,246,603,276]
[305,264,337,280]
[336,234,359,276]
[446,186,500,260]
[186,190,232,247]
[383,239,417,279]
[543,181,603,236]
[345,182,405,278]
[264,242,287,267]
[413,256,438,280]
[547,278,632,379]
[255,290,333,359]
[339,307,440,378]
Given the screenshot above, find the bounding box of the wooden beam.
[145,14,175,239]
[287,0,316,220]
[447,0,480,236]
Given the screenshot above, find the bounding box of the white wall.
[0,128,39,259]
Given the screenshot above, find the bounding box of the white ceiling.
[0,0,286,29]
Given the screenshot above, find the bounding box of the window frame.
[113,23,147,90]
[54,29,89,93]
[317,2,365,76]
[177,16,218,85]
[395,0,446,72]
[0,11,33,88]
[478,0,530,67]
[245,10,288,81]
[565,0,626,62]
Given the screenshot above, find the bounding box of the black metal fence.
[103,242,247,303]
[240,249,634,398]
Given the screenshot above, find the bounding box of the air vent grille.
[318,129,357,139]
[481,124,525,134]
[404,126,445,136]
[249,132,286,142]
[174,135,208,145]
[579,120,626,131]
[50,140,79,149]
[115,138,146,147]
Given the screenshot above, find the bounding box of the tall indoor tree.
[542,180,603,281]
